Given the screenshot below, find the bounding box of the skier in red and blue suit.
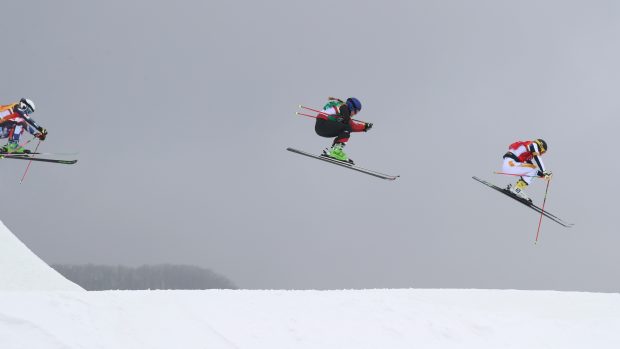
[0,98,47,154]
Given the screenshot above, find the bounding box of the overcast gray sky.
[1,0,619,291]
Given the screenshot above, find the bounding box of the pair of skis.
[0,152,78,165]
[287,147,399,180]
[472,176,573,228]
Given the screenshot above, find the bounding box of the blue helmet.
[346,97,362,114]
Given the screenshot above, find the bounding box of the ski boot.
[508,178,531,202]
[324,143,354,164]
[0,142,29,154]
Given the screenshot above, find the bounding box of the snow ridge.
[0,220,83,291]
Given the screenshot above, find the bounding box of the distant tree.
[51,264,237,290]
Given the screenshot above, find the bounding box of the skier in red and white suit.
[502,139,552,202]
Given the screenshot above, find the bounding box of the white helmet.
[18,98,36,115]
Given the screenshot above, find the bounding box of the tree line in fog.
[52,264,237,290]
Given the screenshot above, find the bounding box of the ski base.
[0,155,78,165]
[472,176,573,228]
[287,147,399,180]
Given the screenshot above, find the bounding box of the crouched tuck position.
[315,97,372,164]
[0,98,47,153]
[502,139,552,202]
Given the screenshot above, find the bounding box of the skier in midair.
[0,98,47,154]
[315,97,372,164]
[502,139,552,202]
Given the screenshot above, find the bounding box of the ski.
[0,155,78,165]
[472,176,573,228]
[287,147,399,180]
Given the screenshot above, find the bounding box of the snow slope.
[1,220,619,348]
[0,220,83,291]
[0,289,619,349]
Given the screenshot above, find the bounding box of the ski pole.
[534,177,551,244]
[299,105,366,123]
[19,138,33,149]
[494,171,539,178]
[19,139,41,184]
[296,112,323,119]
[299,105,329,116]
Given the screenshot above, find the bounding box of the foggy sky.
[2,0,620,291]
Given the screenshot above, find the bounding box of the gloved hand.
[35,128,47,141]
[364,122,373,132]
[537,170,552,179]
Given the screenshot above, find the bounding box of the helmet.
[535,139,547,154]
[18,98,36,115]
[346,97,362,114]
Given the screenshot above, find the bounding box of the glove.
[364,122,373,132]
[537,170,552,179]
[35,128,47,141]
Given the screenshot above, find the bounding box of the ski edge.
[1,155,78,165]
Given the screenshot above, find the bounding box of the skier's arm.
[349,119,368,132]
[22,116,47,140]
[23,115,44,133]
[26,124,38,135]
[529,143,546,173]
[14,107,45,134]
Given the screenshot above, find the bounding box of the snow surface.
[1,221,619,348]
[0,221,82,291]
[0,289,619,348]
